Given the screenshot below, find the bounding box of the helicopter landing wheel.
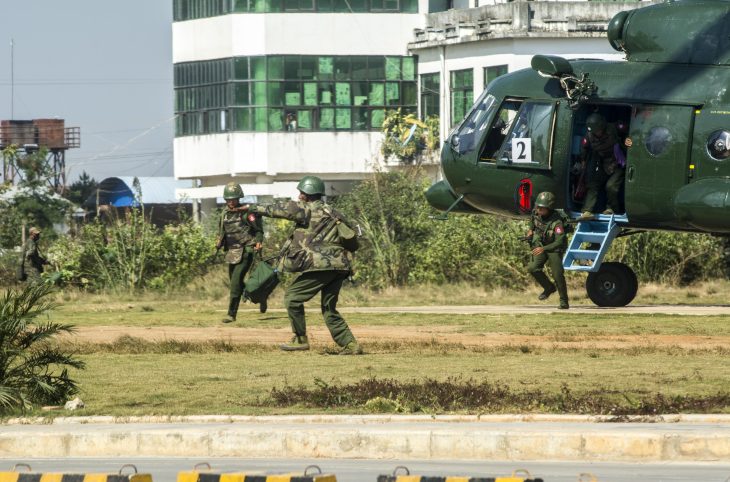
[586,262,638,307]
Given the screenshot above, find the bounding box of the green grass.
[15,281,730,416]
[56,344,729,416]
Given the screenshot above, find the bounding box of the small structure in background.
[0,118,81,193]
[83,176,193,226]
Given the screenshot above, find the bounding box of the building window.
[420,73,440,119]
[174,55,418,135]
[484,64,508,87]
[450,69,473,127]
[174,0,417,19]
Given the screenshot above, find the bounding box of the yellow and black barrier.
[377,466,544,482]
[0,464,152,482]
[178,464,336,482]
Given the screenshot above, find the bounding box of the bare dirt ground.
[67,321,730,350]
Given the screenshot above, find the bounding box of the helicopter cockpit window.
[479,99,522,163]
[497,101,555,166]
[450,93,498,155]
[644,126,672,157]
[706,130,730,160]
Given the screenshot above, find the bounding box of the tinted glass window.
[644,126,672,156]
[706,130,730,160]
[451,93,498,155]
[499,102,554,165]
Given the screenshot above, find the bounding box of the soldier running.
[217,182,265,322]
[526,192,569,310]
[240,176,363,354]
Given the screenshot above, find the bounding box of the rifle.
[518,235,533,245]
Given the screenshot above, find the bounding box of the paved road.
[1,457,729,482]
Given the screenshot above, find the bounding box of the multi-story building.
[172,0,637,210]
[172,0,426,210]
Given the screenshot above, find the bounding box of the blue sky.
[0,0,173,183]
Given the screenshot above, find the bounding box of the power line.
[0,79,172,86]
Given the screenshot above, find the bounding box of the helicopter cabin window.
[478,99,522,163]
[707,130,730,160]
[490,102,555,166]
[644,126,672,157]
[450,93,498,155]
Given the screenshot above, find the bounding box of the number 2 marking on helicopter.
[512,138,532,163]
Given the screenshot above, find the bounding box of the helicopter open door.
[625,104,695,226]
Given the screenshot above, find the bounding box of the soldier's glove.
[571,161,583,175]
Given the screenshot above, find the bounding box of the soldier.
[579,113,627,219]
[527,192,569,310]
[241,175,362,354]
[217,182,265,323]
[21,227,48,281]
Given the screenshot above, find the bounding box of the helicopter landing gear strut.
[585,262,638,307]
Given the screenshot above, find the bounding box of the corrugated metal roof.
[85,177,194,207]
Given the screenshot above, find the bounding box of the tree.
[0,146,73,248]
[0,282,85,412]
[65,171,98,206]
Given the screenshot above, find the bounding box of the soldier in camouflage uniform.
[579,113,626,219]
[217,182,265,322]
[20,227,48,281]
[242,175,362,354]
[526,192,569,309]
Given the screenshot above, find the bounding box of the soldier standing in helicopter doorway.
[217,182,265,322]
[526,192,569,310]
[578,113,627,219]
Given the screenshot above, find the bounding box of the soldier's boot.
[578,211,595,221]
[538,285,557,301]
[222,297,240,323]
[280,335,310,351]
[556,278,569,310]
[531,271,555,301]
[259,298,268,314]
[339,340,363,355]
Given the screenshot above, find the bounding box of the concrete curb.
[5,414,730,425]
[1,416,729,462]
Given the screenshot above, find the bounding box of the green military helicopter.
[426,0,730,307]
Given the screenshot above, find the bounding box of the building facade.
[172,0,427,207]
[172,0,639,208]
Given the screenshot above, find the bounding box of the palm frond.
[0,284,84,414]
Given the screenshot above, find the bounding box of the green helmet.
[586,113,607,133]
[535,191,556,210]
[223,182,244,200]
[296,175,325,195]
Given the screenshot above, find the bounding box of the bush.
[610,231,725,285]
[46,210,216,292]
[0,282,85,412]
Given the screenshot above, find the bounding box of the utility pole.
[10,38,14,119]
